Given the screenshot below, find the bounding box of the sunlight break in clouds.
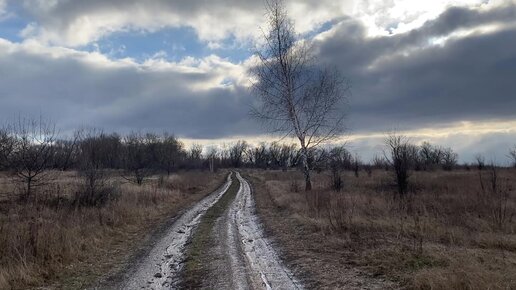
[352,0,493,36]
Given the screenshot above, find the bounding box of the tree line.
[1,118,515,202]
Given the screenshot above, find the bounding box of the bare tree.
[247,142,268,169]
[121,132,154,185]
[372,154,389,171]
[308,147,329,173]
[219,143,231,168]
[250,0,349,191]
[206,147,218,173]
[75,129,111,206]
[478,164,514,230]
[508,146,516,168]
[441,147,458,171]
[328,146,352,170]
[418,142,443,170]
[279,143,298,170]
[54,129,82,171]
[0,126,15,170]
[229,140,249,168]
[475,154,485,170]
[189,144,203,160]
[328,146,350,191]
[10,118,57,198]
[99,133,122,169]
[353,153,361,178]
[385,133,414,197]
[187,144,203,169]
[159,133,183,175]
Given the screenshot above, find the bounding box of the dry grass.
[247,168,516,289]
[0,170,225,290]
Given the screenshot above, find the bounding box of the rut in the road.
[231,172,302,290]
[118,173,233,290]
[185,172,302,290]
[113,171,300,290]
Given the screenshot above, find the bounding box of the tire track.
[120,173,233,290]
[229,172,303,290]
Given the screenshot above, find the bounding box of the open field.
[247,168,516,289]
[1,0,515,289]
[0,170,225,290]
[1,167,515,289]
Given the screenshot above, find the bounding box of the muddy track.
[107,171,300,289]
[116,173,233,290]
[230,172,302,290]
[187,172,302,289]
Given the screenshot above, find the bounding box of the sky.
[0,0,515,163]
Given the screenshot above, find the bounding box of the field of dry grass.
[0,170,225,290]
[247,168,516,289]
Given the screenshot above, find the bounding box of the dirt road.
[228,172,302,289]
[118,174,233,289]
[114,172,301,289]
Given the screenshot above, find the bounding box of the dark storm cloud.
[315,3,516,133]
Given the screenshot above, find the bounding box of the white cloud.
[16,0,510,47]
[0,37,258,137]
[0,0,10,20]
[17,0,351,47]
[352,0,494,36]
[0,37,247,89]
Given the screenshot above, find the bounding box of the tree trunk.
[300,147,312,191]
[27,177,32,199]
[209,157,214,173]
[304,169,312,191]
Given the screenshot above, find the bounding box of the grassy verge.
[181,173,240,288]
[0,170,225,290]
[247,168,516,289]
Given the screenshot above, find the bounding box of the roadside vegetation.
[247,166,516,289]
[0,171,224,289]
[0,118,231,289]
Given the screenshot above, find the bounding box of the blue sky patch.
[82,26,252,63]
[0,2,29,43]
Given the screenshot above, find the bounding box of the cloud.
[314,3,516,134]
[16,0,352,47]
[0,0,7,19]
[351,0,494,36]
[342,120,516,164]
[0,1,515,162]
[17,0,512,47]
[0,38,258,138]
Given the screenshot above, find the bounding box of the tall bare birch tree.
[251,0,349,190]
